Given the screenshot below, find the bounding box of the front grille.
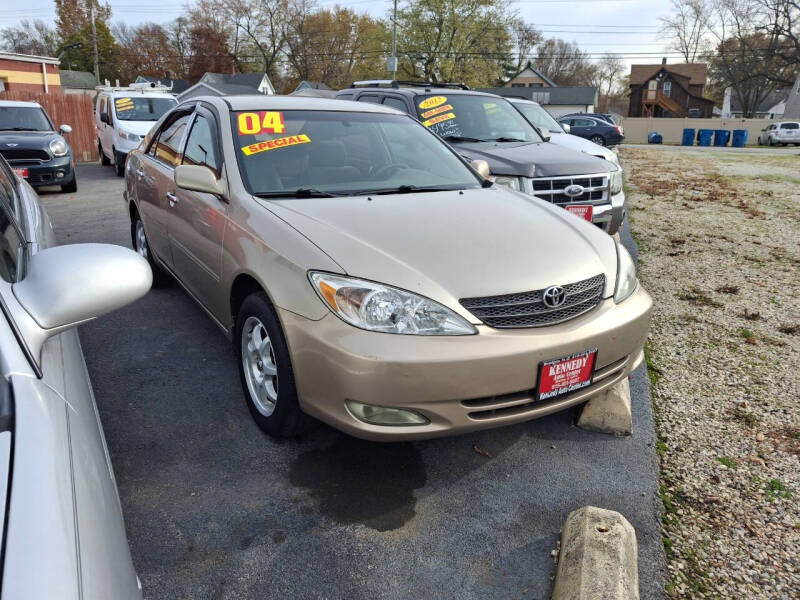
[0,148,50,163]
[531,174,608,205]
[460,274,605,328]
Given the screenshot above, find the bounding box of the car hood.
[548,132,619,164]
[115,121,158,136]
[0,131,63,150]
[452,141,614,178]
[263,187,617,322]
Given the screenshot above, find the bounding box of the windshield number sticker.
[238,111,286,135]
[418,96,447,110]
[115,97,134,112]
[241,134,310,156]
[420,104,453,119]
[423,112,456,128]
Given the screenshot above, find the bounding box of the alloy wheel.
[135,220,149,260]
[241,316,279,416]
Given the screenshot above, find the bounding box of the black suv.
[335,81,625,234]
[0,100,76,193]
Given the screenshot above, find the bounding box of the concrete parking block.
[577,379,632,436]
[551,506,639,600]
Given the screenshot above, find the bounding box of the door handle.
[135,168,144,179]
[166,192,178,207]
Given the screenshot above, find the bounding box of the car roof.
[0,100,43,108]
[103,90,175,98]
[213,94,403,113]
[506,97,541,106]
[343,86,500,99]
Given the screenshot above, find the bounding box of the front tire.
[131,212,170,287]
[590,135,606,146]
[235,292,310,437]
[114,148,125,177]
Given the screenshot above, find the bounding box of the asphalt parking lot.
[39,163,666,600]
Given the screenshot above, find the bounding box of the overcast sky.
[0,0,678,68]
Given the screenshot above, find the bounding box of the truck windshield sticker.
[422,112,456,128]
[115,97,134,112]
[237,111,286,135]
[418,96,447,110]
[420,104,453,119]
[241,134,311,156]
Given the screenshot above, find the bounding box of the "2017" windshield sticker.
[423,113,456,128]
[241,134,310,156]
[418,96,447,110]
[420,104,453,119]
[237,111,286,135]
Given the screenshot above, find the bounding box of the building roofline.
[0,51,60,65]
[504,62,557,87]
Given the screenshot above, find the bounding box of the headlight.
[309,272,477,335]
[491,175,521,191]
[610,169,623,195]
[119,130,138,141]
[603,150,620,166]
[49,138,68,157]
[614,242,638,303]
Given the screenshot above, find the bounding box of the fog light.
[55,171,64,179]
[345,400,429,426]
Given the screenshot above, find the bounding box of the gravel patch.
[619,147,799,599]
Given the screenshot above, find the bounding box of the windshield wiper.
[491,137,527,142]
[366,184,462,195]
[254,188,342,198]
[441,135,485,143]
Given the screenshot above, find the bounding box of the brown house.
[628,62,714,118]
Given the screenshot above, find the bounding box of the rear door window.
[357,94,382,103]
[382,96,408,113]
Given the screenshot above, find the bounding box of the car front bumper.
[10,156,74,187]
[591,189,626,234]
[280,285,652,441]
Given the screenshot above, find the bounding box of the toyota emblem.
[542,285,566,308]
[564,184,584,198]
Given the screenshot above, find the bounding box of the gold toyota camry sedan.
[124,95,652,441]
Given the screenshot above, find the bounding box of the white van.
[95,83,177,176]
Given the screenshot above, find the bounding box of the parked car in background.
[758,121,800,146]
[0,100,76,193]
[0,155,151,598]
[335,81,626,233]
[508,98,621,167]
[561,112,619,126]
[557,115,624,147]
[125,95,651,441]
[95,82,177,176]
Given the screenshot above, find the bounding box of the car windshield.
[0,106,53,131]
[113,96,177,121]
[414,94,542,143]
[511,101,563,133]
[232,110,482,196]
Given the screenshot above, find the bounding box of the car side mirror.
[11,244,151,364]
[100,112,110,125]
[470,159,490,179]
[60,124,72,134]
[540,130,551,142]
[561,123,571,133]
[174,165,226,196]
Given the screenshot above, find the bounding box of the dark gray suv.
[335,81,626,234]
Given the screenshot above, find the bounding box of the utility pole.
[90,2,100,83]
[388,0,397,78]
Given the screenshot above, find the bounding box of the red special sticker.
[565,204,593,222]
[537,349,597,401]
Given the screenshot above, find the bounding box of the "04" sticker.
[238,111,286,135]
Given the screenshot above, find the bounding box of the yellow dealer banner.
[423,113,456,128]
[418,96,447,110]
[241,134,311,156]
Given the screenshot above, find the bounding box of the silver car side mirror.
[59,124,72,134]
[470,159,491,179]
[10,244,151,363]
[174,165,226,196]
[540,130,551,142]
[562,123,571,134]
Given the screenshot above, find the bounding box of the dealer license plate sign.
[565,204,592,222]
[12,168,28,179]
[537,348,597,400]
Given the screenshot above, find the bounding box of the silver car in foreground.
[0,157,151,598]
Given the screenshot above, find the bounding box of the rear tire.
[114,148,125,177]
[131,212,170,287]
[60,177,77,193]
[590,135,606,146]
[235,292,311,437]
[99,141,111,165]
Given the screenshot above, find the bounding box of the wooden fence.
[1,90,98,162]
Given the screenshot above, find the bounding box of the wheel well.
[128,200,138,223]
[230,274,267,323]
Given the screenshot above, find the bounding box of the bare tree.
[529,38,598,86]
[0,20,59,56]
[660,0,713,62]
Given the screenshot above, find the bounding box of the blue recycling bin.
[732,129,749,147]
[713,129,730,147]
[648,132,663,144]
[681,128,695,146]
[697,129,713,146]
